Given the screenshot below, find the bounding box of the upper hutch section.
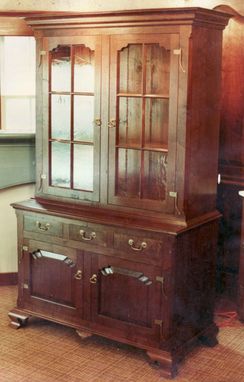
[25,8,230,227]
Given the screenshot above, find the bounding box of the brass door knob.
[74,270,82,280]
[108,119,116,128]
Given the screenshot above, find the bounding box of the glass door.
[41,36,101,202]
[108,34,179,212]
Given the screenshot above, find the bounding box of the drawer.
[69,223,108,247]
[113,232,163,264]
[24,215,63,237]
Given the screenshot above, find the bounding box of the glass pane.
[118,97,142,146]
[116,148,140,198]
[145,98,169,148]
[51,46,71,92]
[51,142,70,188]
[74,95,94,142]
[143,151,167,201]
[73,144,93,191]
[145,44,170,95]
[74,46,95,93]
[119,44,142,94]
[51,95,71,140]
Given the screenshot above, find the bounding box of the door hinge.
[156,276,164,284]
[22,246,29,252]
[156,276,167,299]
[38,174,47,192]
[39,51,47,67]
[22,283,29,290]
[173,48,186,73]
[169,191,181,215]
[154,319,163,326]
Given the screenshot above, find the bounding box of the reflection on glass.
[51,46,71,92]
[51,95,71,140]
[119,44,142,94]
[118,97,142,146]
[145,44,170,95]
[73,144,93,191]
[145,98,169,148]
[74,46,95,93]
[143,151,167,201]
[51,142,70,188]
[116,148,140,198]
[74,95,94,142]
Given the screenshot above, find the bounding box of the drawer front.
[24,215,63,237]
[69,223,108,247]
[113,232,163,264]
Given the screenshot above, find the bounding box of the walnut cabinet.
[9,8,230,378]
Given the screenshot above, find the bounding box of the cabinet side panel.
[185,27,223,219]
[174,221,218,341]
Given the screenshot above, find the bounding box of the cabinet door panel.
[109,34,179,212]
[39,36,101,202]
[19,241,83,323]
[90,254,163,344]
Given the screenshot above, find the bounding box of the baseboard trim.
[0,273,18,286]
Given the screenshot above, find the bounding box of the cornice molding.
[24,8,231,31]
[214,5,244,23]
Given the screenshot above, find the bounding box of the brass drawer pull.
[90,274,97,284]
[74,270,82,280]
[128,239,147,251]
[79,230,96,241]
[36,221,50,232]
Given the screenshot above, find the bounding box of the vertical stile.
[70,45,74,190]
[140,43,147,199]
[48,50,52,187]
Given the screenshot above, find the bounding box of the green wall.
[0,133,35,189]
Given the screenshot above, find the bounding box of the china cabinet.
[9,8,230,378]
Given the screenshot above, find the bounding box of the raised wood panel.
[90,253,162,345]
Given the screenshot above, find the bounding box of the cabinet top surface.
[25,7,231,30]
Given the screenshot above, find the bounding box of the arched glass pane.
[51,45,71,92]
[119,44,142,94]
[74,45,95,93]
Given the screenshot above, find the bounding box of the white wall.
[0,184,34,273]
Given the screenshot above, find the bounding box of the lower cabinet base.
[8,307,218,379]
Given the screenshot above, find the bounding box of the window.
[0,36,36,133]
